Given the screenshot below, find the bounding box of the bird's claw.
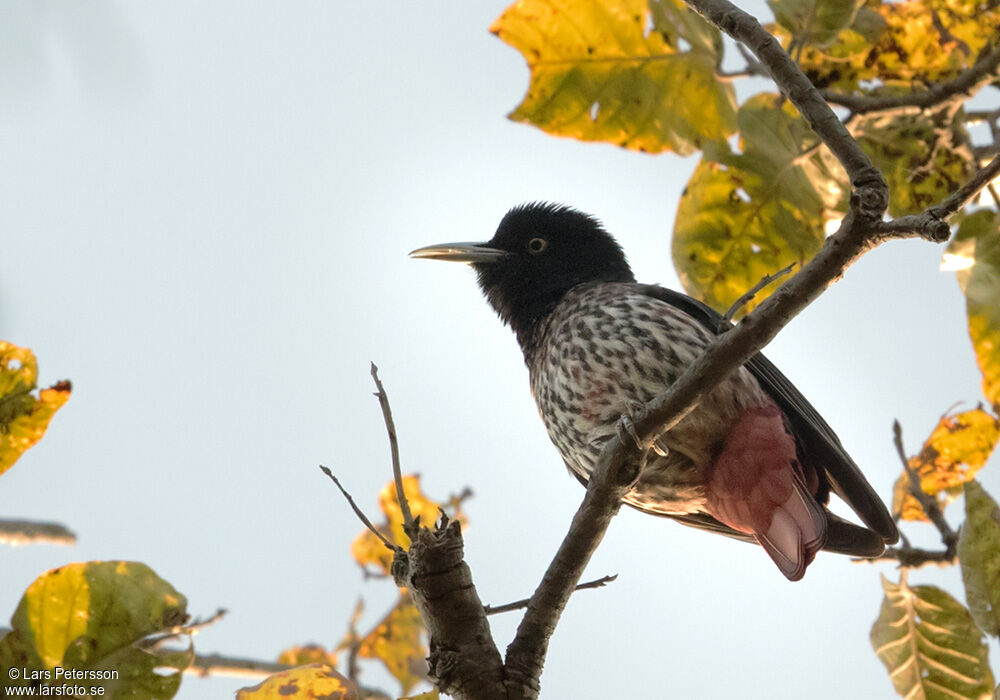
[617,400,670,458]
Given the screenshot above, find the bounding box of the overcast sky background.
[2,1,998,698]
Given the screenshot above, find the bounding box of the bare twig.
[820,43,1000,114]
[320,465,396,552]
[988,182,1000,209]
[484,575,617,616]
[184,653,292,679]
[722,263,796,323]
[371,363,414,534]
[175,608,228,636]
[0,519,76,546]
[891,421,959,552]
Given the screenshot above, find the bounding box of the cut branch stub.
[392,518,505,700]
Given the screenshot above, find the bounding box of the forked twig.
[371,363,415,534]
[320,465,396,552]
[722,263,796,324]
[483,575,618,616]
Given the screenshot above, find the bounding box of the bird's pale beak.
[408,242,508,263]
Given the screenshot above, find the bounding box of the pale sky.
[1,2,997,698]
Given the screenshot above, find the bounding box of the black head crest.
[474,203,635,348]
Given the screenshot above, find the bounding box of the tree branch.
[392,515,506,700]
[819,43,1000,115]
[0,519,76,546]
[320,465,397,553]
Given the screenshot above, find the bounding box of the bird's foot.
[617,400,670,458]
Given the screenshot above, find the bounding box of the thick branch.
[871,546,957,568]
[392,516,506,700]
[0,519,76,546]
[821,43,1000,115]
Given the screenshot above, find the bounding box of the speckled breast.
[527,282,772,515]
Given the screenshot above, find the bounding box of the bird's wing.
[637,284,899,545]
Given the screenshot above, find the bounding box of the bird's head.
[410,203,635,347]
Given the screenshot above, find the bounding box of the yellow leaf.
[0,340,71,477]
[892,469,957,522]
[398,692,439,700]
[277,644,339,668]
[491,0,736,154]
[915,409,999,494]
[893,408,999,521]
[791,0,999,92]
[351,476,465,574]
[237,664,360,700]
[358,593,427,695]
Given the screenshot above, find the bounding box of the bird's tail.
[706,405,827,581]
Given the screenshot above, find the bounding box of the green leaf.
[237,664,360,700]
[0,341,71,477]
[871,574,994,700]
[490,0,736,154]
[960,481,1000,637]
[649,0,721,55]
[947,211,1000,411]
[768,0,860,47]
[672,94,827,314]
[0,561,191,699]
[856,109,976,217]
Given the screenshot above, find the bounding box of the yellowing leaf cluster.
[794,0,1000,91]
[0,341,71,477]
[857,109,975,217]
[491,0,736,154]
[893,408,999,522]
[351,476,463,574]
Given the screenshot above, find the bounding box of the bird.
[410,202,898,580]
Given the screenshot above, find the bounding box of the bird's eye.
[527,237,547,254]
